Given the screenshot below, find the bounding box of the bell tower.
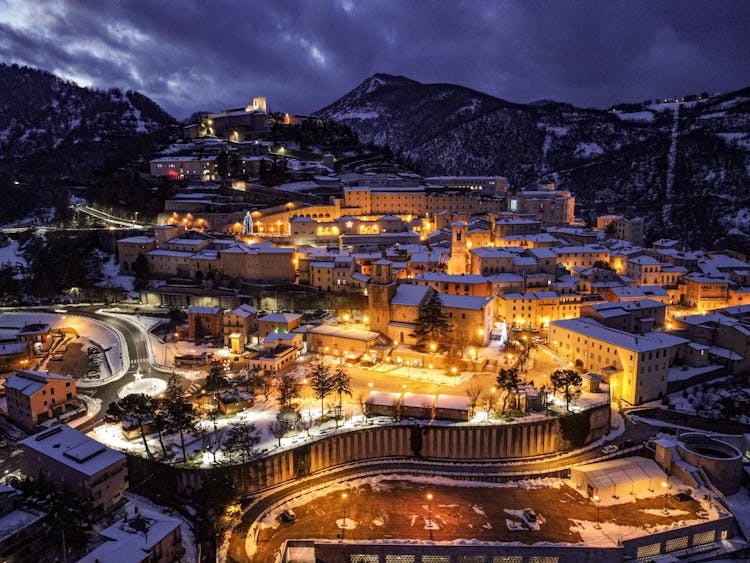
[368,259,396,334]
[447,221,468,275]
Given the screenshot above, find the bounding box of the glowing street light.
[661,481,669,515]
[426,493,434,540]
[341,492,348,533]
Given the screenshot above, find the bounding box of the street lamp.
[341,492,348,532]
[593,495,601,529]
[661,481,669,515]
[426,493,434,540]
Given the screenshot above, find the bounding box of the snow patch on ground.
[574,142,604,158]
[613,111,655,122]
[0,238,27,267]
[334,111,380,120]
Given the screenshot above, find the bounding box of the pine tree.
[331,365,352,426]
[307,358,334,418]
[550,369,582,412]
[411,290,452,344]
[496,367,520,414]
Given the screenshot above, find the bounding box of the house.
[246,344,298,374]
[223,304,259,352]
[0,341,31,375]
[0,484,47,563]
[258,313,302,339]
[5,370,77,431]
[434,394,471,421]
[364,391,402,418]
[399,393,436,420]
[306,324,382,362]
[187,306,223,341]
[78,507,184,563]
[19,425,127,516]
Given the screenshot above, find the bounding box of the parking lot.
[252,478,706,561]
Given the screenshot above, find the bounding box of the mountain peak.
[350,73,420,98]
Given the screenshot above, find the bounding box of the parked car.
[602,444,619,454]
[523,508,537,522]
[278,509,296,523]
[622,439,635,448]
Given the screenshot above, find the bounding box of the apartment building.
[79,508,184,563]
[5,370,77,432]
[19,425,127,516]
[580,299,667,333]
[507,184,575,226]
[549,318,688,405]
[187,306,223,341]
[597,215,645,245]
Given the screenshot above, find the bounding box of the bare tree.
[270,420,287,447]
[465,384,482,417]
[480,391,496,420]
[298,411,316,437]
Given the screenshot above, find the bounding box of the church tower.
[368,259,397,334]
[447,221,468,275]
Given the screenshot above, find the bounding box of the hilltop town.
[0,95,748,563]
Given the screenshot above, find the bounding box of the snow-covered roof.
[188,306,222,315]
[365,390,401,406]
[551,318,688,352]
[309,324,379,341]
[4,370,72,397]
[226,304,258,318]
[78,508,181,563]
[413,273,487,284]
[590,299,666,313]
[400,392,435,409]
[259,313,302,324]
[434,394,470,411]
[439,294,493,310]
[391,284,430,306]
[117,236,155,244]
[607,285,669,299]
[20,425,125,477]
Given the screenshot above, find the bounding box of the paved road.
[70,309,192,432]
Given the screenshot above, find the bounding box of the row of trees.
[106,373,263,465]
[464,367,584,419]
[305,358,352,426]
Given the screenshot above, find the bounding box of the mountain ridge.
[0,62,176,182]
[316,74,750,250]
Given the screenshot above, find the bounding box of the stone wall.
[126,404,611,497]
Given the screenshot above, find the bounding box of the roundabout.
[117,370,168,399]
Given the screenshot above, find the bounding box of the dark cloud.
[0,0,747,118]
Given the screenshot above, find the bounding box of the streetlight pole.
[593,495,601,529]
[341,492,348,535]
[426,493,433,540]
[662,481,669,515]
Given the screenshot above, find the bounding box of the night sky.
[0,0,748,119]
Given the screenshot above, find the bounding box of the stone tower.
[252,97,267,114]
[368,259,396,334]
[447,221,468,275]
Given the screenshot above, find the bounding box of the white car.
[602,444,619,455]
